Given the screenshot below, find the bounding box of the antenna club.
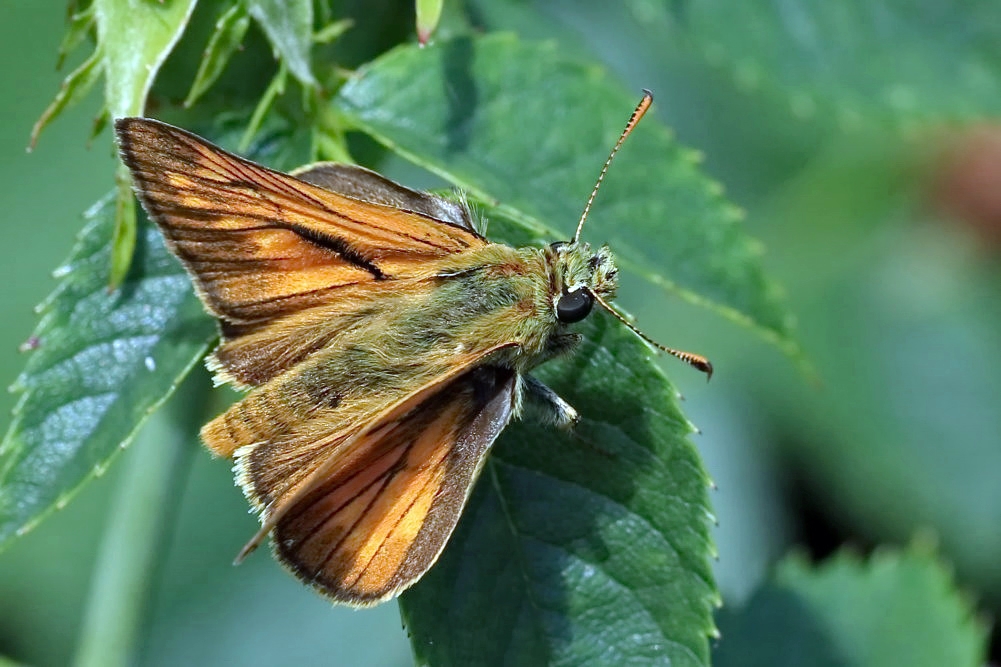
[692,357,714,380]
[669,349,713,380]
[587,289,712,378]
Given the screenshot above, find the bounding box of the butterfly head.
[545,237,713,379]
[547,241,618,325]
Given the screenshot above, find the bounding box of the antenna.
[573,90,654,243]
[589,288,714,380]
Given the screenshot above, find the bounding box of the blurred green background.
[2,1,999,665]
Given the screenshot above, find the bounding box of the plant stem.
[73,379,207,667]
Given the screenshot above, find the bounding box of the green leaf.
[0,122,308,548]
[94,0,197,118]
[244,0,317,87]
[671,0,1001,128]
[313,18,353,45]
[92,0,197,284]
[415,0,444,45]
[239,63,288,151]
[402,291,718,665]
[714,548,989,667]
[109,165,137,288]
[30,49,103,150]
[0,198,213,547]
[184,2,252,108]
[56,2,95,70]
[89,106,110,145]
[335,34,797,354]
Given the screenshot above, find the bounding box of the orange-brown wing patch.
[224,341,517,525]
[272,366,516,605]
[206,279,431,388]
[115,117,484,325]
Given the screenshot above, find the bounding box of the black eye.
[556,288,594,323]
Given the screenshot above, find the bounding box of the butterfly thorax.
[422,240,618,375]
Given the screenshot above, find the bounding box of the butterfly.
[114,91,711,606]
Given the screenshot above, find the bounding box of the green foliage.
[32,0,197,145]
[92,0,198,119]
[30,0,198,286]
[415,0,444,44]
[3,1,998,666]
[671,0,1001,127]
[0,198,214,544]
[243,0,316,87]
[743,218,1001,598]
[715,547,988,667]
[184,2,252,108]
[29,51,102,151]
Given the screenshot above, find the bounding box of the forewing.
[270,366,516,605]
[293,163,479,232]
[114,117,484,326]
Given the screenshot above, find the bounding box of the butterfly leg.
[520,375,579,429]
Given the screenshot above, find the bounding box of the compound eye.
[556,288,594,323]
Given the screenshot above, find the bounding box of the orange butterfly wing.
[269,365,517,604]
[115,118,486,385]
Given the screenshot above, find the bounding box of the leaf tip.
[724,203,746,222]
[683,147,705,165]
[415,0,443,46]
[18,336,41,353]
[109,176,137,290]
[28,117,45,153]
